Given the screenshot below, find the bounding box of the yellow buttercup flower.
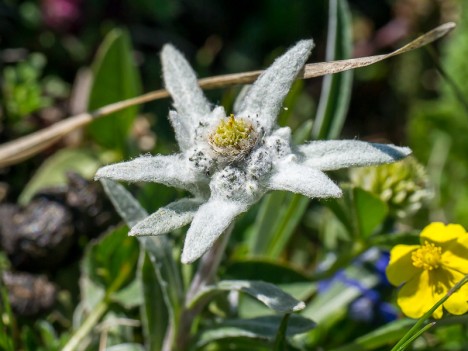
[386,222,468,319]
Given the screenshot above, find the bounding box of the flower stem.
[164,225,233,351]
[62,299,108,351]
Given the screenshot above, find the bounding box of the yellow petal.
[421,223,466,247]
[397,270,446,319]
[386,244,420,286]
[443,268,468,316]
[442,235,468,274]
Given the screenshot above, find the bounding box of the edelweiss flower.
[96,40,411,263]
[386,223,468,319]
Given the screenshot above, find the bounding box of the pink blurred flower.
[42,0,82,30]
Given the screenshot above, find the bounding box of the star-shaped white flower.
[96,40,411,263]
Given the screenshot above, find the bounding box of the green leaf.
[225,259,311,285]
[18,148,101,205]
[312,0,353,140]
[87,28,141,153]
[81,225,140,311]
[224,259,317,307]
[196,315,316,348]
[329,319,414,351]
[302,266,378,324]
[249,192,309,258]
[371,231,420,249]
[353,188,388,239]
[0,282,15,351]
[189,280,305,313]
[105,343,145,351]
[139,253,169,351]
[100,180,184,334]
[110,278,143,309]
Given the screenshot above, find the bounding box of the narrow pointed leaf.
[236,40,314,132]
[268,162,342,199]
[299,140,411,171]
[182,199,246,263]
[168,110,192,151]
[312,0,353,140]
[161,44,211,120]
[139,252,168,351]
[130,198,202,236]
[100,179,184,334]
[96,154,201,193]
[87,28,141,152]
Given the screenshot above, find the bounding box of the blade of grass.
[312,0,353,140]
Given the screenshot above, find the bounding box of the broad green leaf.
[353,188,388,239]
[18,148,101,204]
[189,280,305,313]
[312,0,353,140]
[196,315,316,349]
[87,28,141,153]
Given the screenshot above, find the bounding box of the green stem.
[61,249,134,351]
[61,299,108,351]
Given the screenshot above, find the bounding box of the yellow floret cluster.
[208,115,257,158]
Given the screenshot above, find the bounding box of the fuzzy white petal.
[235,40,314,132]
[168,110,192,151]
[130,198,203,236]
[161,44,211,120]
[299,140,412,171]
[181,199,247,263]
[267,161,342,198]
[95,154,203,192]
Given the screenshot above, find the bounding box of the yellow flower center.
[411,241,442,270]
[208,114,257,158]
